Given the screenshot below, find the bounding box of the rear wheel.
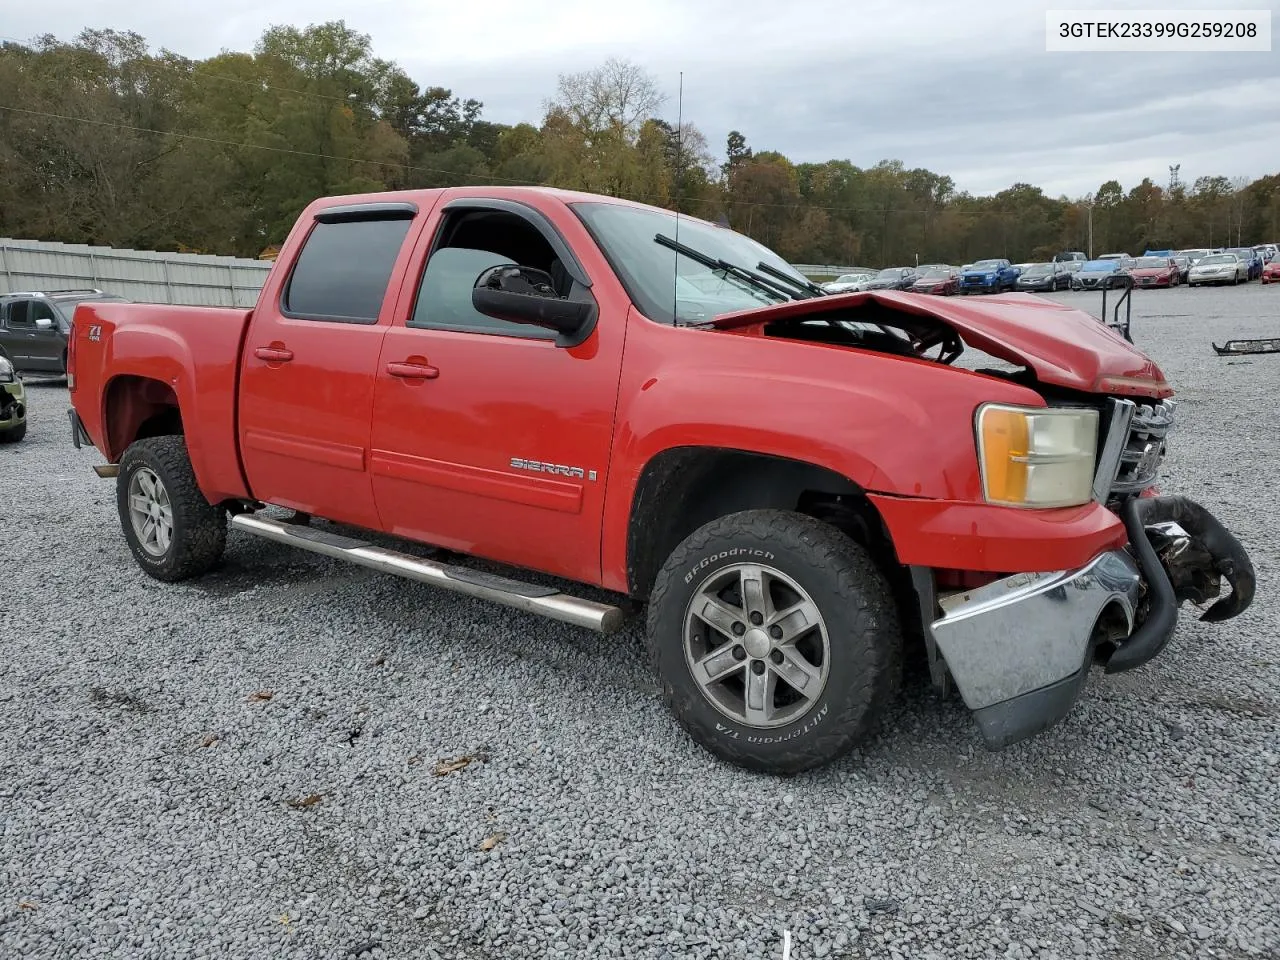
[0,421,26,443]
[646,509,902,774]
[117,435,226,581]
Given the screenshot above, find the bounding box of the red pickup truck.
[66,187,1254,773]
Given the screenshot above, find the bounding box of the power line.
[0,103,547,187]
[0,33,450,112]
[0,102,1049,220]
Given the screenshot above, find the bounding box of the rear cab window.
[282,214,415,324]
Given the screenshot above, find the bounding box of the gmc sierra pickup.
[66,186,1255,774]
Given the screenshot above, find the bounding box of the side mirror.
[471,265,595,345]
[35,317,55,330]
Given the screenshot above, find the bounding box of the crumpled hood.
[708,289,1173,399]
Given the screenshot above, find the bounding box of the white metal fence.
[0,238,272,308]
[792,264,862,278]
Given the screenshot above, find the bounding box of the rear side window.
[283,218,413,323]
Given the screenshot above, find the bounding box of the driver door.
[367,198,627,585]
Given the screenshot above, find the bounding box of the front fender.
[598,318,1047,590]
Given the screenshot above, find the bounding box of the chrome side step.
[229,513,626,634]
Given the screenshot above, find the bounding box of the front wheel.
[0,421,26,444]
[646,510,903,774]
[117,435,227,581]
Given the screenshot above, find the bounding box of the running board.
[230,514,626,634]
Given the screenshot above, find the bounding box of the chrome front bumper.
[918,492,1255,749]
[927,550,1144,748]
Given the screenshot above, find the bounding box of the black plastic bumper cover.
[1105,494,1255,674]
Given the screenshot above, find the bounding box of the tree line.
[2,23,1277,266]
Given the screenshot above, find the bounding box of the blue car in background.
[1071,259,1129,290]
[959,258,1020,294]
[1226,247,1263,280]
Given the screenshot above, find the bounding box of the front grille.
[1107,399,1175,496]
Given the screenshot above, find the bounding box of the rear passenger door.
[237,201,431,531]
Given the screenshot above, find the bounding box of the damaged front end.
[921,396,1255,750]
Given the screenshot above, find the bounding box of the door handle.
[386,361,439,380]
[254,346,294,362]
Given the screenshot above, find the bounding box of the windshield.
[971,259,1002,269]
[1198,254,1235,265]
[572,202,804,323]
[1082,261,1115,272]
[920,268,951,279]
[1022,264,1052,276]
[1135,258,1169,268]
[835,273,872,283]
[876,268,903,279]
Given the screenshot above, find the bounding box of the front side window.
[283,217,413,323]
[408,208,578,339]
[572,201,805,325]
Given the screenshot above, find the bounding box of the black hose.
[1107,497,1181,674]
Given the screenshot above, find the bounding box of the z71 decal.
[510,458,597,482]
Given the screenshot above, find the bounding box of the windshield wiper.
[654,233,802,303]
[754,261,825,297]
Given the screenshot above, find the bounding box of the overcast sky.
[7,0,1279,197]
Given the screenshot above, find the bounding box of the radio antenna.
[672,71,683,326]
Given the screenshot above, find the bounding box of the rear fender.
[88,307,251,504]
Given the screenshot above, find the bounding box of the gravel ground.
[1,284,1278,960]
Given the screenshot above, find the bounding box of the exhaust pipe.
[1107,494,1255,674]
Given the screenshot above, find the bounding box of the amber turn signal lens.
[978,407,1030,504]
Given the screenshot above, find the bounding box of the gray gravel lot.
[1,284,1278,959]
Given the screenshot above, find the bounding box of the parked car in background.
[1176,248,1215,266]
[1253,243,1277,263]
[1097,252,1130,261]
[1015,262,1070,292]
[1225,247,1263,281]
[1053,251,1088,264]
[959,258,1019,294]
[910,266,959,295]
[1171,255,1191,283]
[1262,258,1280,283]
[863,266,919,291]
[1129,256,1181,288]
[0,289,127,375]
[1072,259,1129,290]
[1188,253,1247,286]
[821,269,878,293]
[0,355,26,443]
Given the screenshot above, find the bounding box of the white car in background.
[821,270,878,293]
[1187,252,1246,286]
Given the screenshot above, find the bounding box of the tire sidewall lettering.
[684,547,775,584]
[724,702,830,745]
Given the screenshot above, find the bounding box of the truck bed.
[69,301,255,504]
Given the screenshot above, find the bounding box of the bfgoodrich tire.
[116,435,227,582]
[646,509,902,774]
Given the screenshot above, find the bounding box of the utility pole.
[1086,201,1094,259]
